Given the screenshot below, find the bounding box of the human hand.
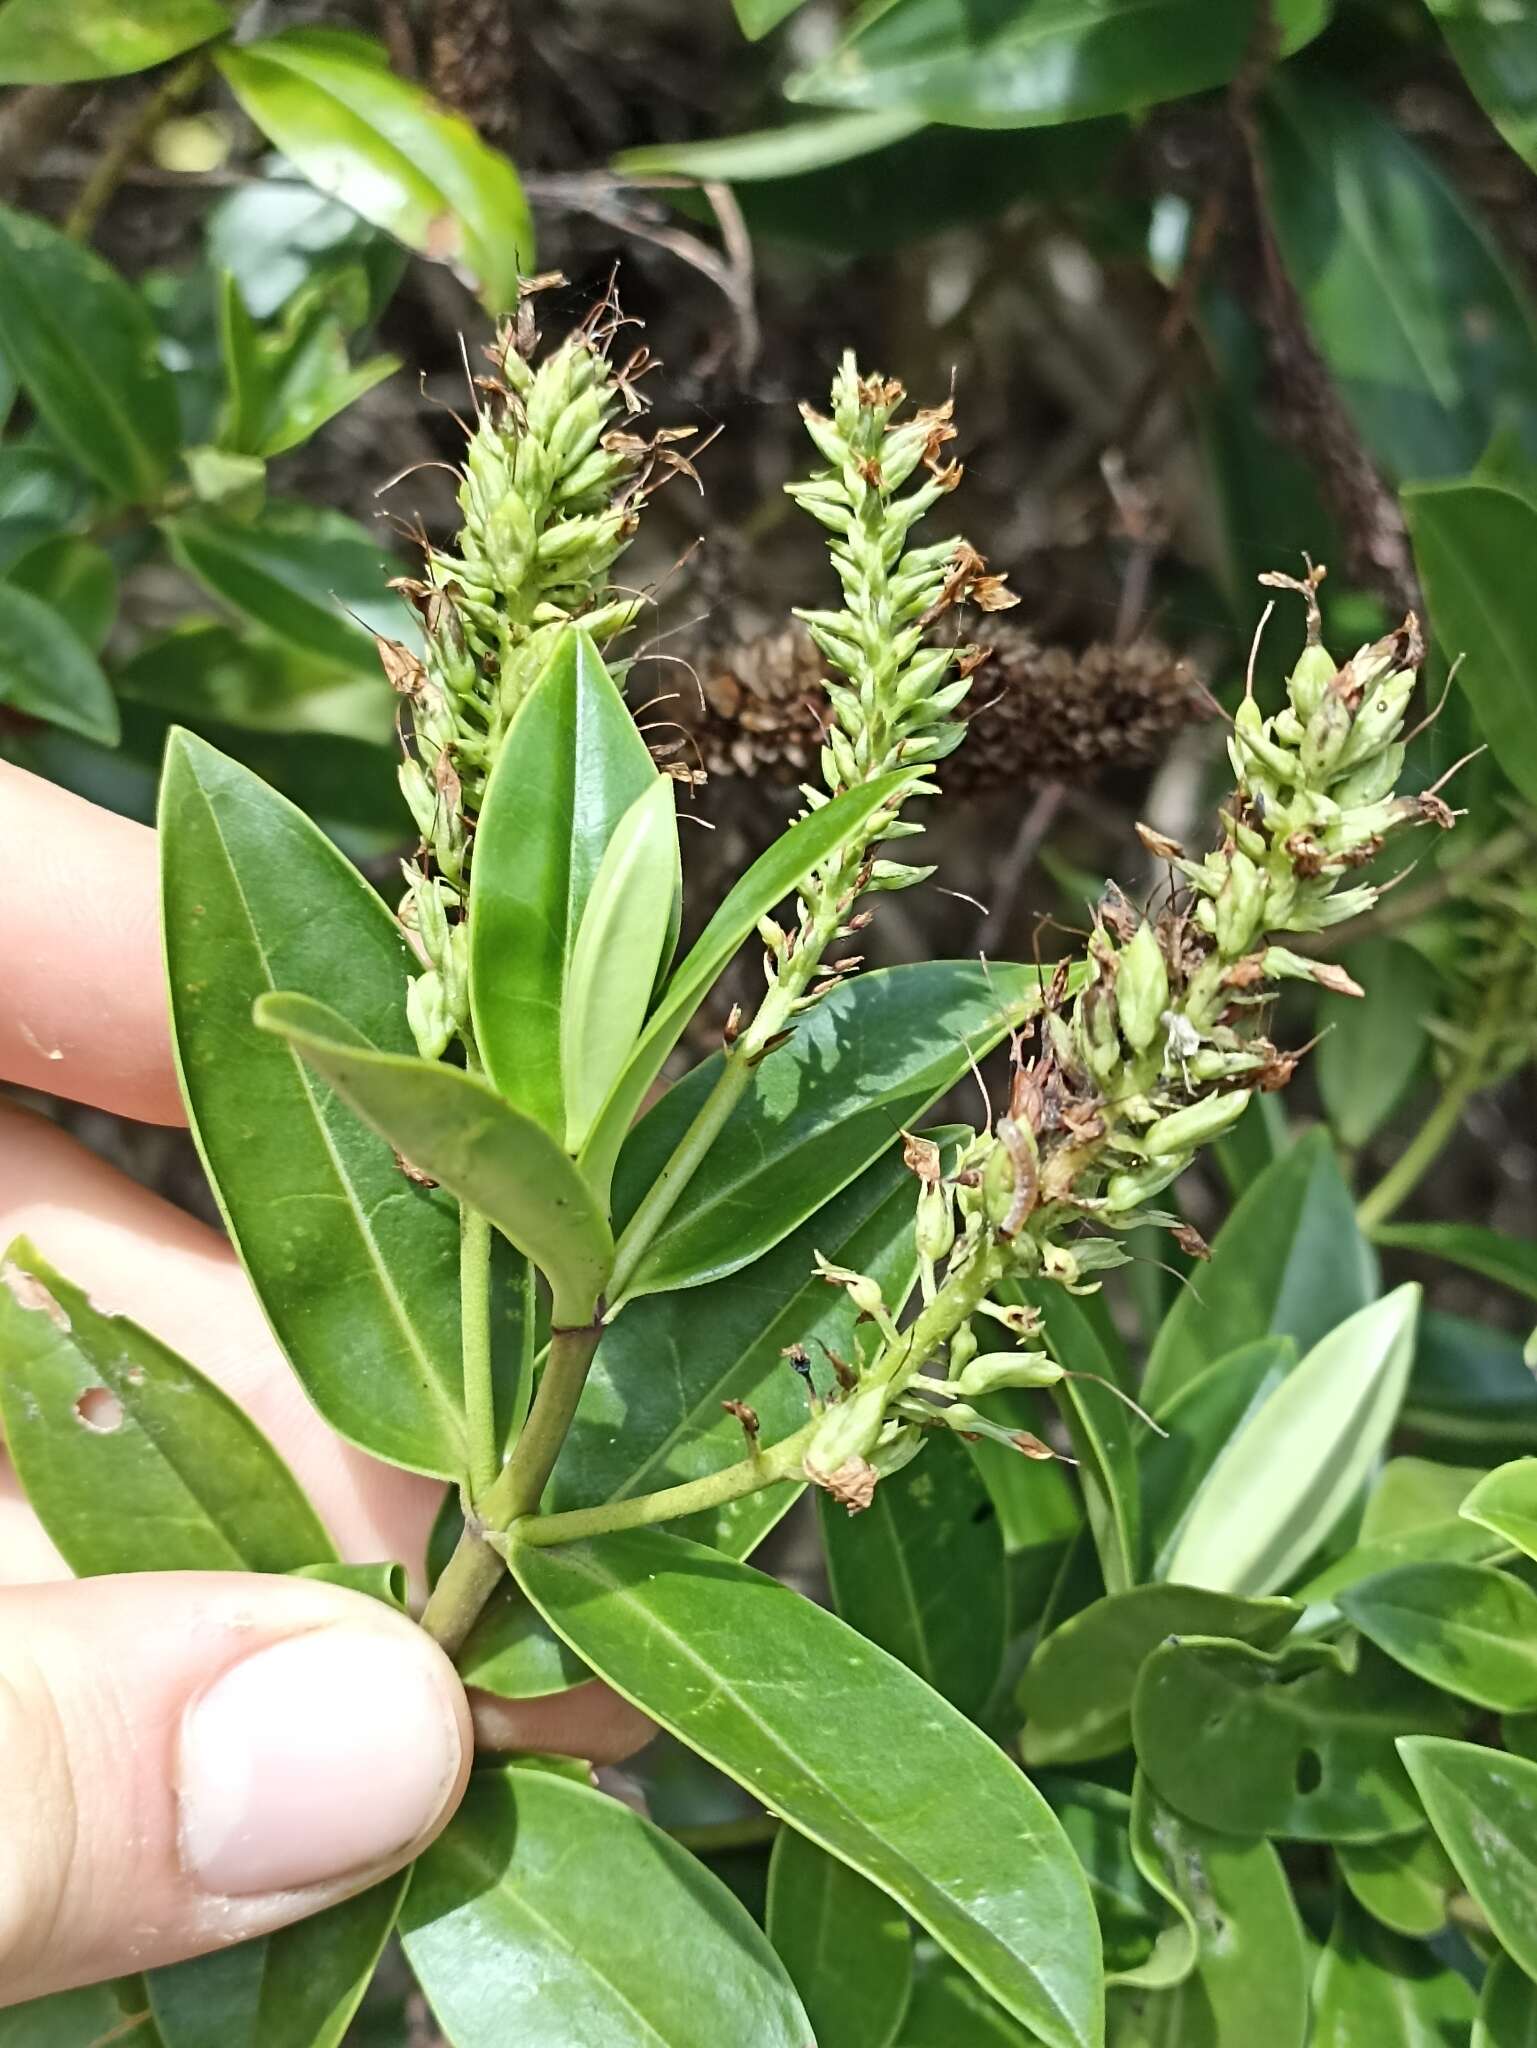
[0,761,650,2006]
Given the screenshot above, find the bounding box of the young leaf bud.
[1287,640,1338,721]
[955,1352,1064,1399]
[1116,922,1170,1055]
[1143,1088,1253,1158]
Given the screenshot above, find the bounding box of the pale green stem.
[1357,1060,1484,1234]
[606,1057,753,1304]
[460,1203,497,1501]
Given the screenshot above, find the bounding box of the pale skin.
[0,760,650,2008]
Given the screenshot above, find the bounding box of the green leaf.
[552,1139,935,1559]
[217,270,397,459]
[5,536,118,653]
[1141,1337,1299,1574]
[512,1527,1104,2048]
[1019,1586,1299,1768]
[1464,1458,1537,1560]
[293,1559,407,1606]
[115,618,392,746]
[1110,1775,1309,2043]
[0,0,227,81]
[1406,1310,1537,1448]
[0,204,178,502]
[256,993,613,1321]
[1034,1782,1163,1985]
[1134,1637,1463,1843]
[0,580,118,743]
[821,1436,1006,1720]
[0,1984,155,2048]
[1143,1129,1374,1409]
[161,502,409,676]
[1312,1900,1477,2046]
[616,108,925,180]
[1161,1288,1420,1597]
[612,959,1039,1298]
[161,732,468,1479]
[1262,76,1537,483]
[216,28,532,311]
[146,1878,402,2048]
[1405,481,1537,804]
[468,629,658,1141]
[1476,1952,1537,2048]
[787,0,1330,126]
[1336,1828,1457,1940]
[1294,1458,1499,1622]
[1429,0,1537,172]
[898,1947,1033,2046]
[577,768,913,1194]
[0,1237,334,1573]
[1401,1735,1537,1979]
[1035,1286,1141,1594]
[733,0,810,39]
[1377,1217,1537,1306]
[0,447,89,568]
[455,1590,592,1700]
[402,1764,811,2046]
[1316,939,1438,1148]
[1340,1562,1537,1712]
[767,1827,913,2048]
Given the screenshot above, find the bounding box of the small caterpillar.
[995,1117,1038,1239]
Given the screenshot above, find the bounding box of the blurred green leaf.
[217,270,397,458]
[147,1879,402,2048]
[0,579,117,742]
[1262,75,1537,482]
[4,535,118,653]
[513,1528,1104,2048]
[1401,1737,1537,1981]
[767,1828,914,2048]
[206,177,402,320]
[1143,1128,1374,1409]
[1405,481,1537,804]
[617,108,925,180]
[0,0,227,83]
[161,501,410,674]
[788,0,1331,125]
[1428,0,1537,171]
[1135,1637,1463,1842]
[734,0,810,37]
[216,28,533,310]
[1377,1219,1537,1303]
[1341,1561,1537,1712]
[404,1766,810,2047]
[1336,1827,1457,1940]
[1317,939,1439,1148]
[821,1437,1007,1720]
[1476,1952,1537,2048]
[0,204,179,502]
[0,447,88,568]
[115,618,392,744]
[0,1985,154,2047]
[1463,1457,1537,1559]
[1020,1586,1299,1767]
[1312,1900,1477,2045]
[1142,1337,1299,1572]
[1405,1311,1537,1448]
[1163,1288,1420,1597]
[1035,1285,1140,1594]
[0,1236,334,1573]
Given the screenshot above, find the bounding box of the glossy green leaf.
[0,580,118,743]
[552,1138,935,1559]
[1340,1562,1537,1712]
[216,29,532,310]
[293,1560,407,1607]
[161,732,468,1478]
[0,1984,155,2048]
[1162,1288,1419,1597]
[788,0,1329,126]
[1316,939,1438,1147]
[1405,1311,1537,1448]
[577,769,912,1195]
[146,1878,402,2048]
[0,205,178,502]
[1336,1828,1457,1940]
[161,502,407,676]
[217,270,397,459]
[613,960,1039,1298]
[1262,77,1537,483]
[562,778,678,1152]
[402,1765,810,2046]
[455,1590,592,1699]
[467,628,659,1141]
[1035,1286,1140,1594]
[1312,1900,1477,2045]
[1378,1218,1537,1305]
[617,108,925,180]
[512,1527,1104,2048]
[767,1827,913,2048]
[1037,1781,1163,1984]
[899,1947,1033,2046]
[1400,1736,1537,1978]
[1464,1458,1537,1560]
[1294,1458,1499,1624]
[1110,1775,1308,2043]
[0,1238,333,1574]
[1143,1129,1374,1409]
[1429,0,1537,171]
[1142,1337,1298,1574]
[821,1436,1006,1720]
[1020,1586,1299,1768]
[0,0,227,81]
[733,0,810,38]
[5,536,118,653]
[0,447,89,569]
[1476,1952,1537,2048]
[1134,1637,1463,1843]
[256,993,613,1321]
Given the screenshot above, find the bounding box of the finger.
[0,762,184,1125]
[0,1572,470,2004]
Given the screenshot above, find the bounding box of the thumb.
[0,1572,472,2006]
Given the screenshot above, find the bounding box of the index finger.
[1,760,185,1124]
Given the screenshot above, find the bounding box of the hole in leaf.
[971,1498,997,1526]
[1294,1746,1322,1795]
[73,1387,123,1434]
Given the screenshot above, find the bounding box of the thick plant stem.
[419,1523,505,1656]
[1358,1065,1483,1233]
[460,1204,497,1500]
